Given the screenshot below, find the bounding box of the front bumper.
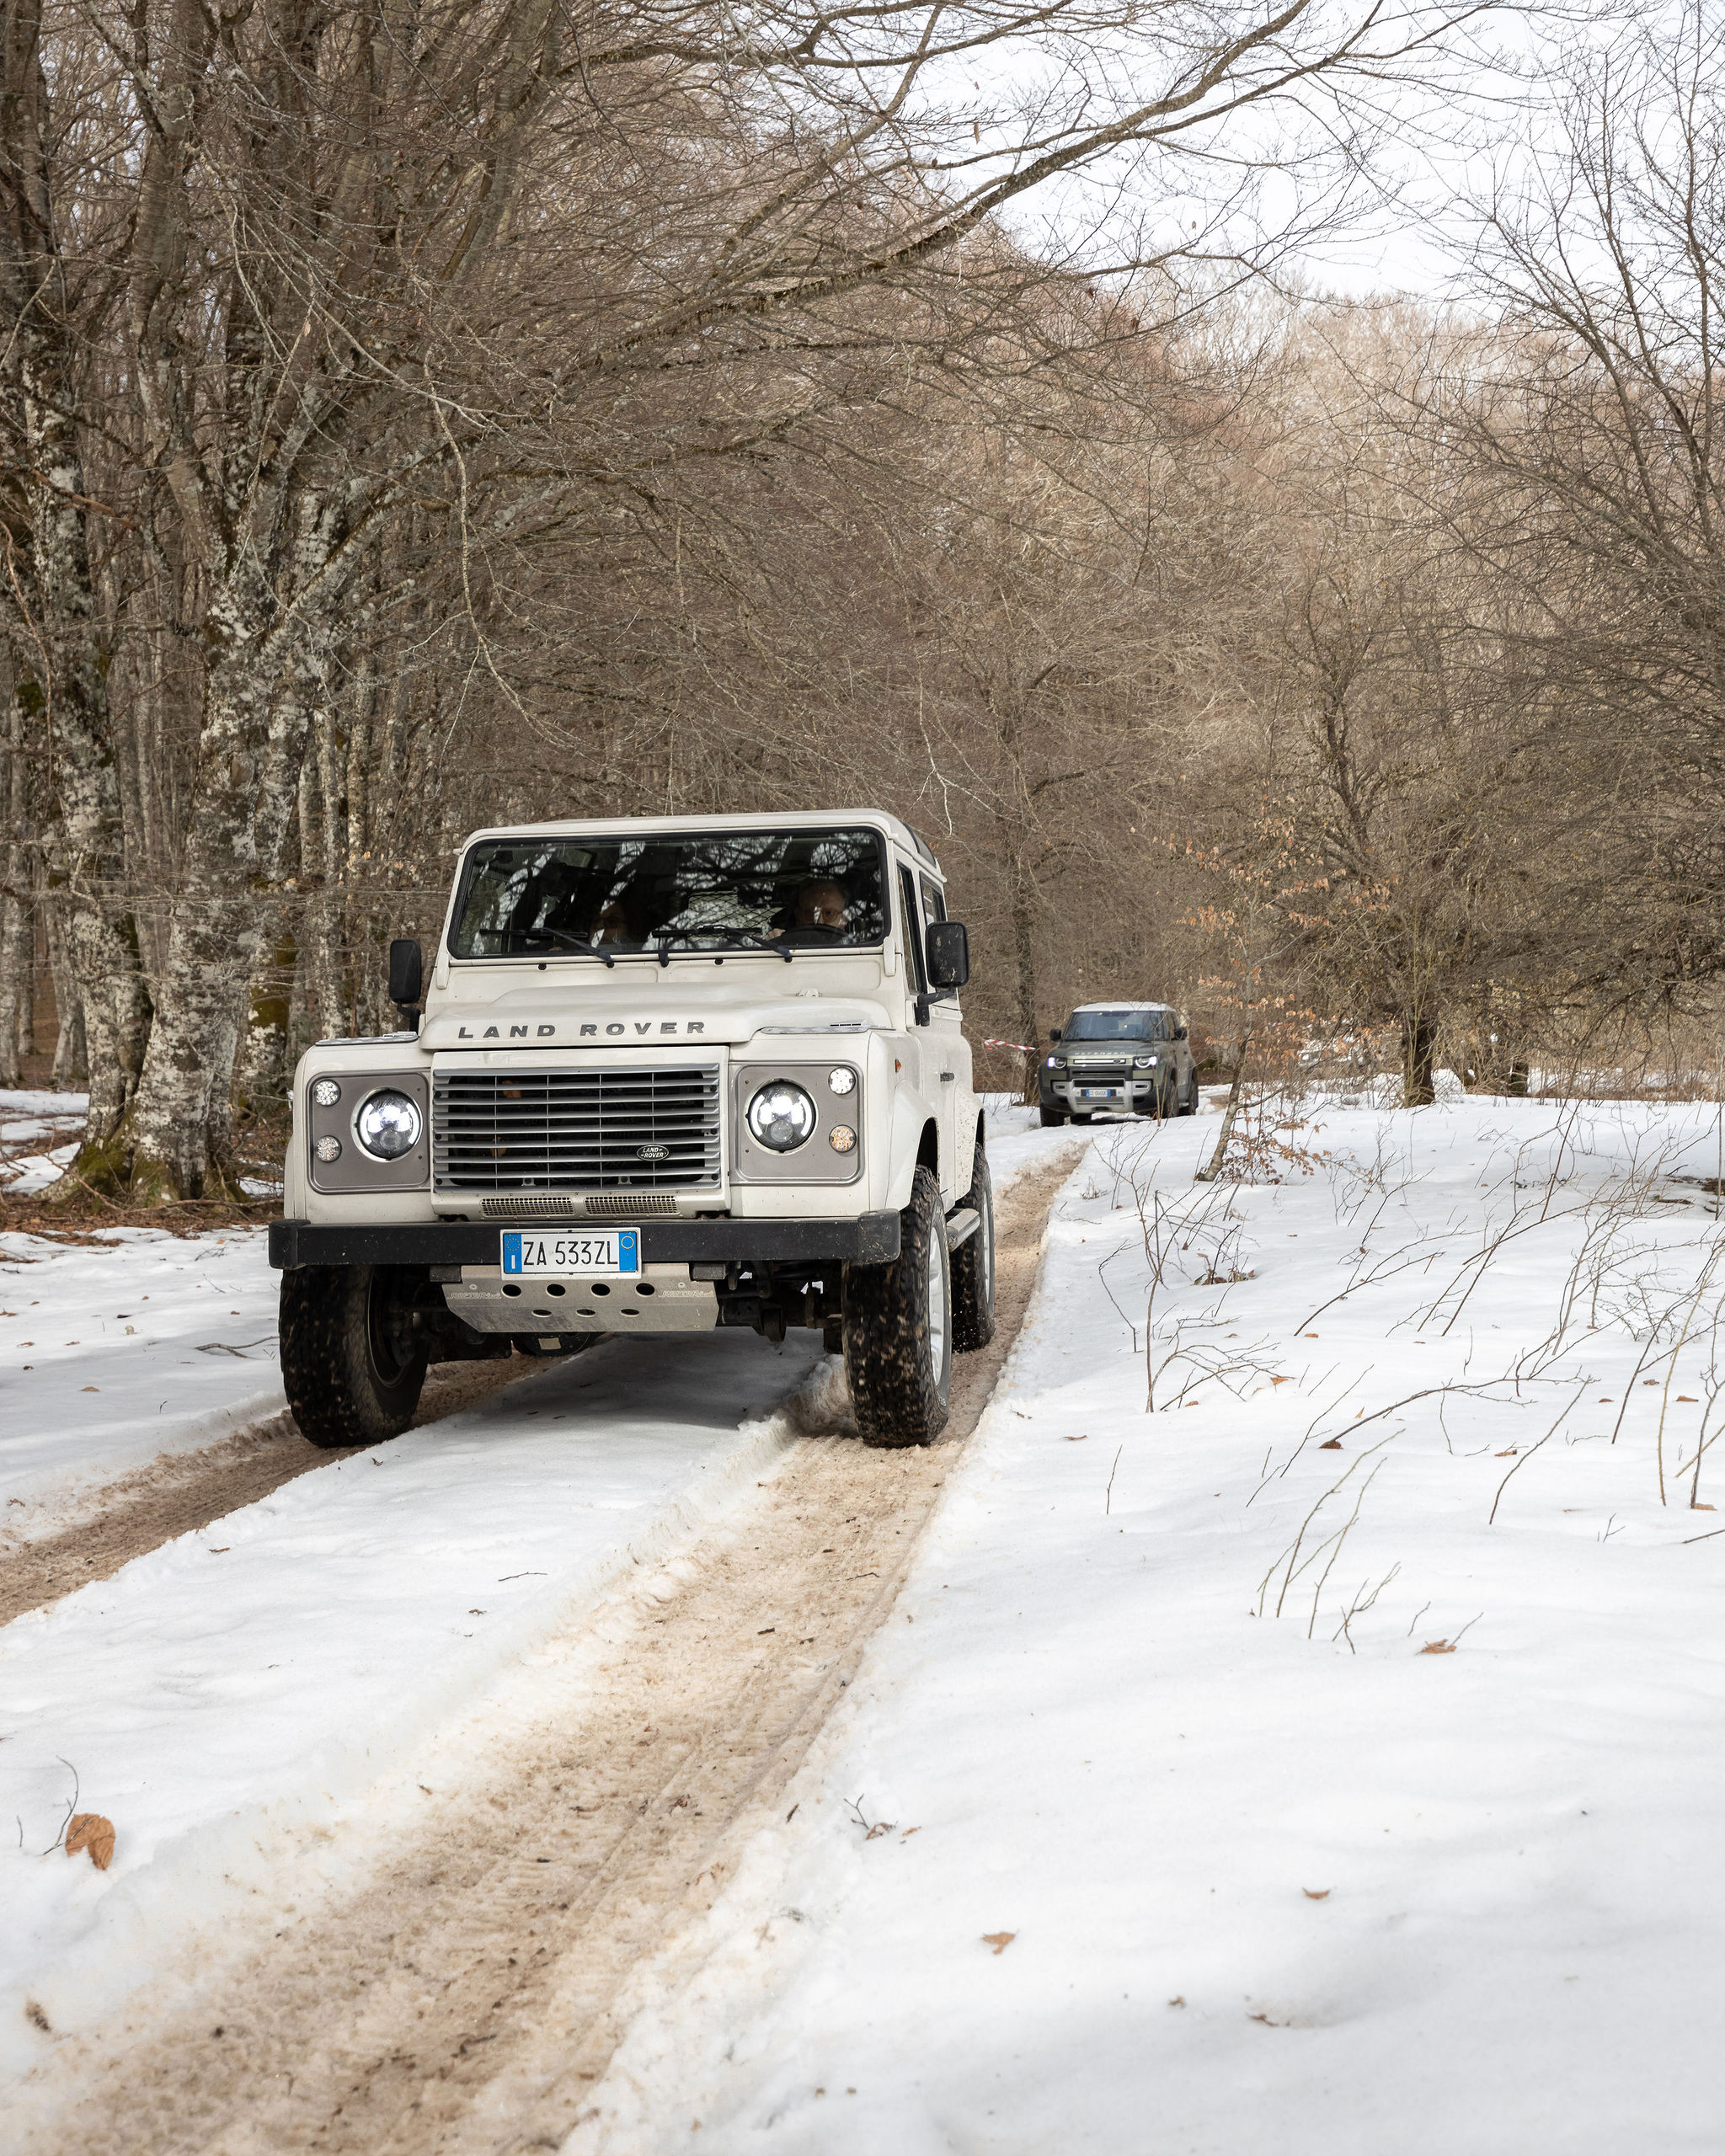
[269,1212,901,1272]
[1043,1072,1167,1107]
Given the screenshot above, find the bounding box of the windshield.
[450,827,889,960]
[1064,1008,1170,1043]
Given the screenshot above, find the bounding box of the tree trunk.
[1402,1009,1437,1107]
[237,926,298,1107]
[117,649,317,1196]
[1010,857,1039,1105]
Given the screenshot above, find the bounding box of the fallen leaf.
[1419,1641,1456,1655]
[1694,1503,1717,1513]
[982,1931,1016,1956]
[66,1814,115,1870]
[1319,1438,1342,1450]
[1167,1995,1186,2008]
[1678,1396,1699,1403]
[1064,1434,1088,1443]
[80,1385,99,1393]
[1495,1448,1518,1457]
[1305,1333,1319,1339]
[1302,1887,1330,1900]
[901,1826,920,1837]
[1270,1375,1292,1386]
[865,1820,895,1840]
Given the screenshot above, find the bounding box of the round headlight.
[355,1088,422,1161]
[747,1081,816,1152]
[828,1067,857,1096]
[312,1077,341,1107]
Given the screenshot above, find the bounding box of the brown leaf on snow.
[1693,1503,1717,1513]
[66,1814,115,1870]
[1677,1396,1700,1403]
[982,1932,1016,1956]
[1063,1434,1088,1443]
[1495,1448,1518,1457]
[1269,1375,1292,1386]
[1319,1438,1343,1450]
[1302,1888,1331,1900]
[1419,1641,1457,1656]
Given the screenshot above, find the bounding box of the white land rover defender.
[270,811,995,1452]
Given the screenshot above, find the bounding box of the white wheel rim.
[927,1228,948,1374]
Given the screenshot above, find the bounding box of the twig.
[1488,1380,1589,1526]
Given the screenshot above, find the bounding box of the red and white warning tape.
[982,1037,1042,1055]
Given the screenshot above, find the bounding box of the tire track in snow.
[21,1145,1082,2156]
[0,1355,562,1626]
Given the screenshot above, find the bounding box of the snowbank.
[2,1225,284,1541]
[575,1097,1725,2155]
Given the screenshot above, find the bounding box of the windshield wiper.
[653,927,793,967]
[517,929,615,968]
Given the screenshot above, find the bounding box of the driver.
[773,877,849,942]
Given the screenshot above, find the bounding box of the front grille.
[434,1066,722,1193]
[1070,1061,1131,1084]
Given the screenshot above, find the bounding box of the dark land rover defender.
[1038,1001,1197,1126]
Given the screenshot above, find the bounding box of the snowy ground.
[0,1100,1058,2090]
[0,1090,88,1198]
[10,1090,1725,2148]
[1,1224,283,1543]
[574,1094,1725,2154]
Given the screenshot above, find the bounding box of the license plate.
[501,1229,639,1278]
[1081,1087,1119,1100]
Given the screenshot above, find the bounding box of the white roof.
[1071,1001,1174,1013]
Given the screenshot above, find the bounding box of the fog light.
[829,1124,857,1154]
[315,1135,342,1162]
[312,1078,341,1107]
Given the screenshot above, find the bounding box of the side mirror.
[1174,1024,1188,1041]
[388,937,424,1014]
[1049,1027,1062,1043]
[925,920,970,990]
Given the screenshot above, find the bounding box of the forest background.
[5,0,1725,1203]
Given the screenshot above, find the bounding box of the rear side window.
[898,863,927,992]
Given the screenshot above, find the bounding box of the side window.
[919,876,946,931]
[898,863,927,993]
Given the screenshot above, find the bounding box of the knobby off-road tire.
[1178,1072,1199,1115]
[844,1164,953,1449]
[951,1139,996,1353]
[1038,1104,1065,1128]
[280,1263,430,1449]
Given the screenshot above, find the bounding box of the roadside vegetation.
[6,0,1725,1198]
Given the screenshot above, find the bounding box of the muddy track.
[0,1358,551,1628]
[22,1147,1080,2156]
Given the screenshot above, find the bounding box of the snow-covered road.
[9,1092,1725,2153]
[574,1096,1725,2155]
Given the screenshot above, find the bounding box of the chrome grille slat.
[434,1066,722,1193]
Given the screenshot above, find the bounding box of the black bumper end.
[268,1212,900,1272]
